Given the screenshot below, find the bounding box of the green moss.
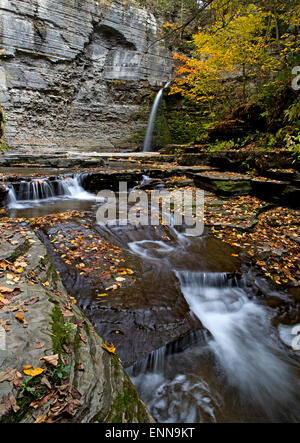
[155,100,172,149]
[128,128,146,144]
[105,378,149,423]
[0,393,33,423]
[50,301,66,355]
[0,139,9,151]
[215,180,251,195]
[34,20,47,31]
[165,96,211,145]
[0,107,5,138]
[208,140,237,151]
[7,240,31,263]
[0,106,9,151]
[111,354,121,378]
[0,375,48,423]
[46,259,60,290]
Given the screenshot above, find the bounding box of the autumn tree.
[171,1,300,108]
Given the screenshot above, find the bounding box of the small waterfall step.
[128,330,207,376]
[4,173,95,208]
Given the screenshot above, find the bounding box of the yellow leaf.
[23,367,45,377]
[102,341,116,354]
[231,254,239,257]
[24,365,33,370]
[98,293,107,297]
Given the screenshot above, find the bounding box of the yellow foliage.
[171,1,299,102]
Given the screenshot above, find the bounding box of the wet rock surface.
[193,171,252,196]
[170,151,300,174]
[32,217,203,367]
[0,162,299,423]
[0,221,154,423]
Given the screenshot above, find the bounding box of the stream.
[4,173,300,423]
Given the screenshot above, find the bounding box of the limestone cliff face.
[0,0,172,152]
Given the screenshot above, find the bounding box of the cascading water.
[132,175,153,190]
[129,270,300,422]
[6,173,95,209]
[143,81,172,153]
[5,168,300,422]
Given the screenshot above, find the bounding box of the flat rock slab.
[194,171,252,196]
[170,166,218,176]
[0,222,153,423]
[251,178,288,198]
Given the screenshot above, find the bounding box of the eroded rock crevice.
[0,0,172,153]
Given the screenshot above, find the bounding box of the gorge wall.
[0,0,172,153]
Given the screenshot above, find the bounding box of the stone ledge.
[0,224,153,423]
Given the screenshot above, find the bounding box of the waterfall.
[174,271,300,418]
[6,174,95,208]
[129,271,300,422]
[143,81,171,153]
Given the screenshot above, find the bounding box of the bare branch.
[146,0,217,52]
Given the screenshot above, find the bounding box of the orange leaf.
[15,312,25,323]
[23,367,45,377]
[102,341,116,354]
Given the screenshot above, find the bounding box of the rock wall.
[0,0,172,153]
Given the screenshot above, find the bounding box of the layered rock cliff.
[0,0,172,153]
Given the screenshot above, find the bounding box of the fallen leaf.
[79,333,87,344]
[40,376,52,390]
[34,414,47,423]
[24,297,40,306]
[15,312,25,323]
[0,395,13,415]
[0,285,14,294]
[33,341,45,349]
[23,365,33,370]
[61,310,74,318]
[23,367,45,377]
[0,368,18,383]
[40,354,59,367]
[102,341,116,354]
[105,284,119,291]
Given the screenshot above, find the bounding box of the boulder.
[0,226,153,423]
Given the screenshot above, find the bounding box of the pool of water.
[4,180,300,423]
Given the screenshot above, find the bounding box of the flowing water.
[4,172,300,422]
[128,272,300,422]
[5,173,96,211]
[143,82,171,152]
